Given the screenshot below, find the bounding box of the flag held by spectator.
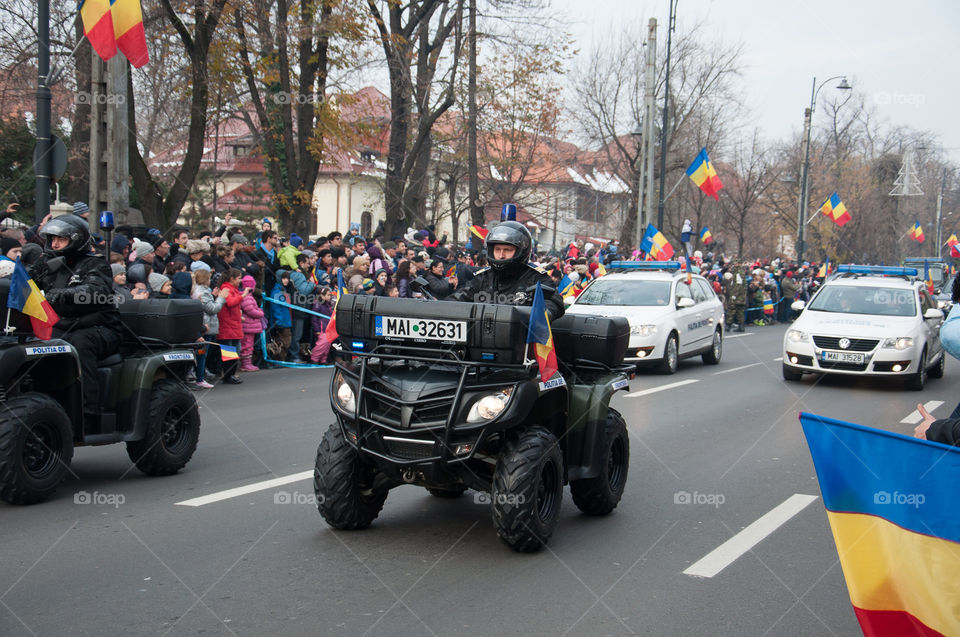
[325,270,348,342]
[946,234,958,248]
[700,227,713,245]
[640,225,674,261]
[219,344,239,361]
[445,264,456,278]
[817,258,830,278]
[557,273,576,297]
[685,148,724,200]
[819,193,851,227]
[952,244,960,259]
[799,412,960,637]
[910,222,925,243]
[468,225,489,241]
[7,259,59,340]
[78,0,117,62]
[111,0,149,67]
[526,283,558,383]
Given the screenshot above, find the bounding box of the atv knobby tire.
[570,408,629,515]
[492,426,563,552]
[126,380,201,475]
[0,393,74,505]
[314,424,389,529]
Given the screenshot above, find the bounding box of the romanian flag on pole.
[324,270,348,343]
[468,225,489,241]
[819,193,851,227]
[910,222,925,243]
[685,148,724,200]
[640,224,674,261]
[699,227,713,245]
[952,244,960,259]
[799,412,960,637]
[923,262,935,294]
[817,258,830,278]
[78,0,117,62]
[111,0,149,68]
[526,282,558,383]
[946,234,958,248]
[218,344,239,361]
[557,273,576,297]
[7,259,59,340]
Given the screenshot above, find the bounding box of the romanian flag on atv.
[526,282,558,383]
[6,259,59,340]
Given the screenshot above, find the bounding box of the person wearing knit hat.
[133,239,155,268]
[110,263,126,278]
[72,201,90,218]
[0,236,22,261]
[191,260,212,273]
[289,233,303,248]
[185,239,209,255]
[360,277,376,294]
[111,233,130,258]
[148,272,171,296]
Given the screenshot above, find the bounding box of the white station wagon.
[783,265,946,390]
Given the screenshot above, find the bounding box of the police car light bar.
[609,261,682,271]
[836,265,918,276]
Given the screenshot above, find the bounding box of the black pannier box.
[550,314,629,367]
[118,298,203,343]
[336,295,527,364]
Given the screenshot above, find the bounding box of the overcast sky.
[551,0,959,161]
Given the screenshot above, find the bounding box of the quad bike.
[313,294,632,552]
[0,279,203,505]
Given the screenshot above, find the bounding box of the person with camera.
[27,215,122,427]
[449,221,563,319]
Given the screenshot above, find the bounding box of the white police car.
[565,261,724,374]
[783,265,945,390]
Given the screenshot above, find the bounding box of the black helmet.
[39,215,90,256]
[486,221,531,272]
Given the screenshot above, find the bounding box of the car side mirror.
[676,297,695,309]
[924,307,944,320]
[564,296,574,307]
[791,300,806,312]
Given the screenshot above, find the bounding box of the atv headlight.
[787,329,809,343]
[466,388,514,424]
[630,324,657,336]
[882,337,913,350]
[333,373,356,414]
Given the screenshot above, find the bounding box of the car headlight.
[787,329,809,343]
[466,388,513,424]
[882,337,914,350]
[333,372,356,414]
[630,324,657,336]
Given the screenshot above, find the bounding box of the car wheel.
[570,408,629,516]
[782,363,803,381]
[702,328,722,365]
[0,393,74,505]
[126,380,201,476]
[929,350,945,379]
[314,424,390,530]
[658,334,679,375]
[907,348,928,391]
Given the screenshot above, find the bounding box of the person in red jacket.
[217,268,248,384]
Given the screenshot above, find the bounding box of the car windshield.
[575,279,672,306]
[808,284,916,317]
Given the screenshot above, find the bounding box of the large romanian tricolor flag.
[526,282,558,383]
[910,222,925,243]
[7,259,59,340]
[111,0,150,68]
[79,0,117,62]
[685,148,724,200]
[468,225,489,241]
[640,224,674,261]
[324,270,348,343]
[699,226,713,245]
[819,192,851,227]
[800,412,960,637]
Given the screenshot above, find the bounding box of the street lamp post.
[796,75,851,264]
[632,127,644,250]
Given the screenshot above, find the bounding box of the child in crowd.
[217,268,246,384]
[310,287,334,364]
[269,270,293,360]
[239,274,265,372]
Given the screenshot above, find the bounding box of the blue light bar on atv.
[836,264,918,276]
[609,261,681,271]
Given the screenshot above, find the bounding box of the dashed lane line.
[724,333,755,339]
[625,379,699,398]
[683,494,819,579]
[900,401,945,424]
[712,362,762,375]
[175,471,313,507]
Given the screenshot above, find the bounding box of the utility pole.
[655,0,677,232]
[89,55,129,221]
[467,0,481,227]
[35,0,52,224]
[643,18,657,236]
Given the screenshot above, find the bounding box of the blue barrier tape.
[258,298,334,368]
[262,294,331,319]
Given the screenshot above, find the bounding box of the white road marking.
[724,333,755,339]
[175,471,313,507]
[625,379,699,398]
[683,494,819,579]
[773,357,783,362]
[900,401,945,424]
[712,362,762,376]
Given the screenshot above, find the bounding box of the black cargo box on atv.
[118,298,203,343]
[551,314,629,368]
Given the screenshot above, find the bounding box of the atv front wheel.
[126,380,201,475]
[0,393,74,505]
[314,424,389,529]
[570,408,629,515]
[492,426,563,552]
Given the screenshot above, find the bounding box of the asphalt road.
[2,323,956,636]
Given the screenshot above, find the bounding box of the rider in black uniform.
[30,215,122,426]
[449,221,564,319]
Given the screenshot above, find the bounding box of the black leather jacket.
[29,251,122,332]
[449,263,565,319]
